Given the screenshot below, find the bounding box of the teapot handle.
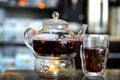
[24,27,37,51]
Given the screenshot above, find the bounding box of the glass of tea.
[80,34,109,77]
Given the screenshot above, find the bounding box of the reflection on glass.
[82,75,104,80]
[36,76,72,80]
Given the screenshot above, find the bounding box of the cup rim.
[85,34,109,36]
[85,34,109,38]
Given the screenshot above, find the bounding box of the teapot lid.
[42,11,68,32]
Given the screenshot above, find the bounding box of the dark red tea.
[84,48,105,72]
[33,39,82,55]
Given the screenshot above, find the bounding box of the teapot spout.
[77,24,88,39]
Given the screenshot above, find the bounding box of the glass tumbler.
[80,34,109,77]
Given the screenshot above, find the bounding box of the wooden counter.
[0,69,120,80]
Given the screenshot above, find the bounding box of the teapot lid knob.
[52,11,59,19]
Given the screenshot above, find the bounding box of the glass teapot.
[24,11,87,79]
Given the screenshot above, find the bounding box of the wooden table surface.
[0,69,120,80]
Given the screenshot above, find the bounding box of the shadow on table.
[0,75,105,80]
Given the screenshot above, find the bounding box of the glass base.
[34,57,75,79]
[36,73,70,79]
[85,72,101,76]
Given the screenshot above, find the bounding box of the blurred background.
[0,0,120,75]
